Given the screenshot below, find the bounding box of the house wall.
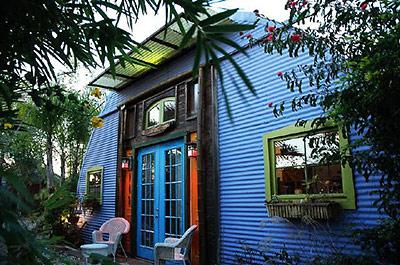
[217,18,383,265]
[77,109,119,242]
[76,48,220,265]
[77,49,197,243]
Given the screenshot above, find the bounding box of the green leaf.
[199,9,238,26]
[180,24,196,48]
[208,33,248,56]
[211,44,256,95]
[192,33,203,78]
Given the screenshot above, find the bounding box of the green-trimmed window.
[263,123,356,209]
[145,97,176,129]
[86,166,103,204]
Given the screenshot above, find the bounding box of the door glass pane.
[163,100,176,122]
[165,148,182,239]
[140,153,155,247]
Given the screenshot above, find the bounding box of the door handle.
[155,208,159,218]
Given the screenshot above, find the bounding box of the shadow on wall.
[234,216,378,265]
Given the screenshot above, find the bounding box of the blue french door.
[136,139,186,260]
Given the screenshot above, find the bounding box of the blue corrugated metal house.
[77,10,383,265]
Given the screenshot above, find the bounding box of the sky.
[68,0,289,92]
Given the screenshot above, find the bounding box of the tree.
[0,2,255,263]
[54,90,101,182]
[21,87,65,190]
[0,0,254,129]
[243,0,399,262]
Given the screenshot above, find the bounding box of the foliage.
[0,167,51,264]
[0,87,99,263]
[33,181,83,247]
[81,193,102,213]
[0,0,254,128]
[310,254,378,265]
[235,241,300,265]
[353,218,400,265]
[0,125,45,188]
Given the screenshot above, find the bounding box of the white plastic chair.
[154,225,198,265]
[92,217,130,262]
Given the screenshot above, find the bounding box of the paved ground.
[115,256,152,265]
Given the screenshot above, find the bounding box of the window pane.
[147,104,160,127]
[88,170,102,198]
[187,82,199,117]
[163,100,176,122]
[305,131,343,194]
[274,130,343,195]
[275,137,306,195]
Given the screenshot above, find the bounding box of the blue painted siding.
[77,110,119,242]
[77,10,384,262]
[217,20,384,265]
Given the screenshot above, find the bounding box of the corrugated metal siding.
[77,111,119,242]
[217,25,384,264]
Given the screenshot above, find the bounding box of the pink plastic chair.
[92,217,130,262]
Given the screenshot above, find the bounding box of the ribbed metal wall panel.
[217,22,383,265]
[77,111,119,243]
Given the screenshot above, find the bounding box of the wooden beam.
[151,37,180,50]
[88,83,115,89]
[130,57,158,68]
[114,73,134,79]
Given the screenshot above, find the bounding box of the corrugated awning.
[89,12,216,91]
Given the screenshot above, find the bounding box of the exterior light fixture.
[187,143,198,158]
[121,157,131,169]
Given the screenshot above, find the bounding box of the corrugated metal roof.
[89,10,222,91]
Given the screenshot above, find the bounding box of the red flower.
[267,102,274,108]
[302,0,308,6]
[266,34,274,42]
[266,26,276,32]
[290,33,302,42]
[290,1,298,8]
[239,31,244,36]
[277,71,283,77]
[246,33,253,39]
[360,2,368,10]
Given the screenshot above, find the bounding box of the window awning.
[89,12,217,91]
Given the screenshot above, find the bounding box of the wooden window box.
[266,201,341,220]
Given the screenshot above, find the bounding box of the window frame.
[144,97,176,129]
[85,165,104,204]
[263,122,356,209]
